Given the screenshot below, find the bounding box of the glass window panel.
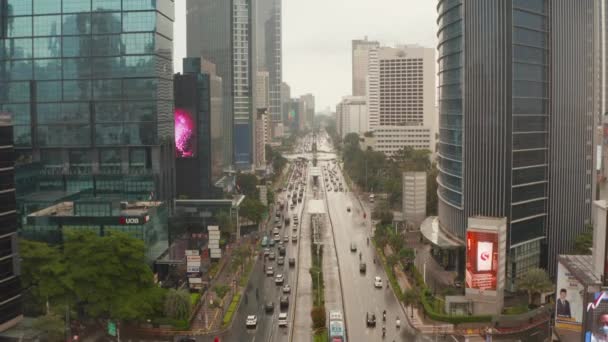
[92,13,122,34]
[124,102,156,121]
[514,63,546,81]
[512,184,545,203]
[63,14,91,35]
[157,0,174,20]
[34,15,62,36]
[34,0,61,14]
[93,79,122,100]
[154,33,172,59]
[512,199,545,220]
[123,55,154,77]
[96,124,123,145]
[4,82,30,102]
[513,9,546,31]
[3,38,33,59]
[63,58,92,79]
[123,11,156,32]
[513,98,546,114]
[63,80,91,101]
[124,123,156,145]
[7,60,33,80]
[13,125,31,146]
[34,59,62,80]
[129,148,147,168]
[513,27,546,48]
[513,0,545,13]
[513,166,546,185]
[123,0,157,11]
[513,115,546,132]
[62,102,90,122]
[92,57,123,78]
[7,0,33,16]
[513,45,545,64]
[513,150,546,168]
[6,17,32,37]
[62,36,90,57]
[95,102,122,122]
[63,0,92,13]
[37,103,61,124]
[3,104,30,125]
[38,124,91,147]
[91,35,122,56]
[36,81,62,102]
[513,132,546,149]
[34,37,61,58]
[123,33,154,54]
[513,81,546,98]
[93,0,122,11]
[156,12,173,37]
[99,149,121,172]
[510,216,545,246]
[124,78,157,99]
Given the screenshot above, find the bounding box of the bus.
[328,310,346,342]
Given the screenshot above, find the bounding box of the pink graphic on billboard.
[175,108,196,158]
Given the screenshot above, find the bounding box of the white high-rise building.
[336,96,368,138]
[352,37,380,96]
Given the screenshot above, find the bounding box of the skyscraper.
[436,0,596,283]
[0,113,22,332]
[352,37,379,97]
[300,93,315,129]
[0,0,176,205]
[256,0,282,130]
[187,0,257,171]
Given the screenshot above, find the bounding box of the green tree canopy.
[236,173,259,197]
[516,267,553,306]
[163,288,192,320]
[20,240,70,307]
[240,198,266,224]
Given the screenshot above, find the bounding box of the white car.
[246,315,257,328]
[282,284,291,293]
[374,276,383,288]
[278,312,288,327]
[275,274,284,285]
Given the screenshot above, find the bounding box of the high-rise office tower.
[201,59,225,183]
[352,37,379,97]
[0,113,22,332]
[280,81,291,128]
[300,93,315,129]
[187,0,257,171]
[0,0,175,205]
[436,0,596,283]
[256,0,282,130]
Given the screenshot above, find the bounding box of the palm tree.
[516,268,553,307]
[402,289,419,319]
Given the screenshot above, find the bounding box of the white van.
[369,194,375,203]
[278,312,288,327]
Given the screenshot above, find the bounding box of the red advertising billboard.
[466,230,498,291]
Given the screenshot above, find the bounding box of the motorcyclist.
[359,252,362,260]
[382,326,386,338]
[396,316,400,328]
[367,237,369,245]
[382,310,386,322]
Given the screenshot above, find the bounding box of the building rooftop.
[558,254,601,286]
[28,201,163,218]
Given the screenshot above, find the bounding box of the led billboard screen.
[585,291,608,341]
[175,108,196,158]
[466,230,498,291]
[555,261,584,332]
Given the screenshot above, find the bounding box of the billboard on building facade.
[585,291,608,341]
[175,108,197,158]
[555,261,584,331]
[466,230,498,291]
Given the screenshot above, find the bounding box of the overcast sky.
[174,0,438,112]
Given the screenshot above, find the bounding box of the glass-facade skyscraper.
[257,0,282,130]
[437,0,596,287]
[0,0,175,211]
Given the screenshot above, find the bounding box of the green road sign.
[107,321,116,337]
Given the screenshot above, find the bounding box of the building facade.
[367,125,434,156]
[336,96,368,139]
[436,0,596,282]
[300,93,315,129]
[367,44,435,129]
[201,59,225,182]
[403,172,427,228]
[187,0,257,171]
[256,0,282,128]
[0,114,22,332]
[352,37,379,96]
[0,0,176,212]
[254,109,268,171]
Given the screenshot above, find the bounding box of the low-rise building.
[362,125,434,156]
[336,96,368,139]
[403,172,427,228]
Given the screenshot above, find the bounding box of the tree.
[572,224,593,255]
[236,173,259,197]
[239,198,266,224]
[33,311,65,342]
[216,211,235,235]
[163,288,192,320]
[402,289,419,319]
[374,226,389,249]
[62,230,156,320]
[398,247,415,268]
[516,268,553,307]
[426,164,439,216]
[311,305,326,329]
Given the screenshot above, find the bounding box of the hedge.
[222,294,241,326]
[190,293,201,307]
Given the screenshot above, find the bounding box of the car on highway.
[366,312,376,327]
[289,258,296,267]
[273,233,281,242]
[275,274,284,285]
[374,276,383,288]
[347,206,351,212]
[278,313,288,327]
[359,262,366,274]
[266,266,274,276]
[263,248,270,256]
[283,235,289,242]
[292,235,297,243]
[269,252,276,260]
[265,302,274,313]
[280,295,289,309]
[282,284,291,293]
[350,243,357,252]
[178,338,196,342]
[269,239,275,247]
[277,256,285,265]
[278,246,286,256]
[246,315,257,328]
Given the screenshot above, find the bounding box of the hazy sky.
[174,0,438,112]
